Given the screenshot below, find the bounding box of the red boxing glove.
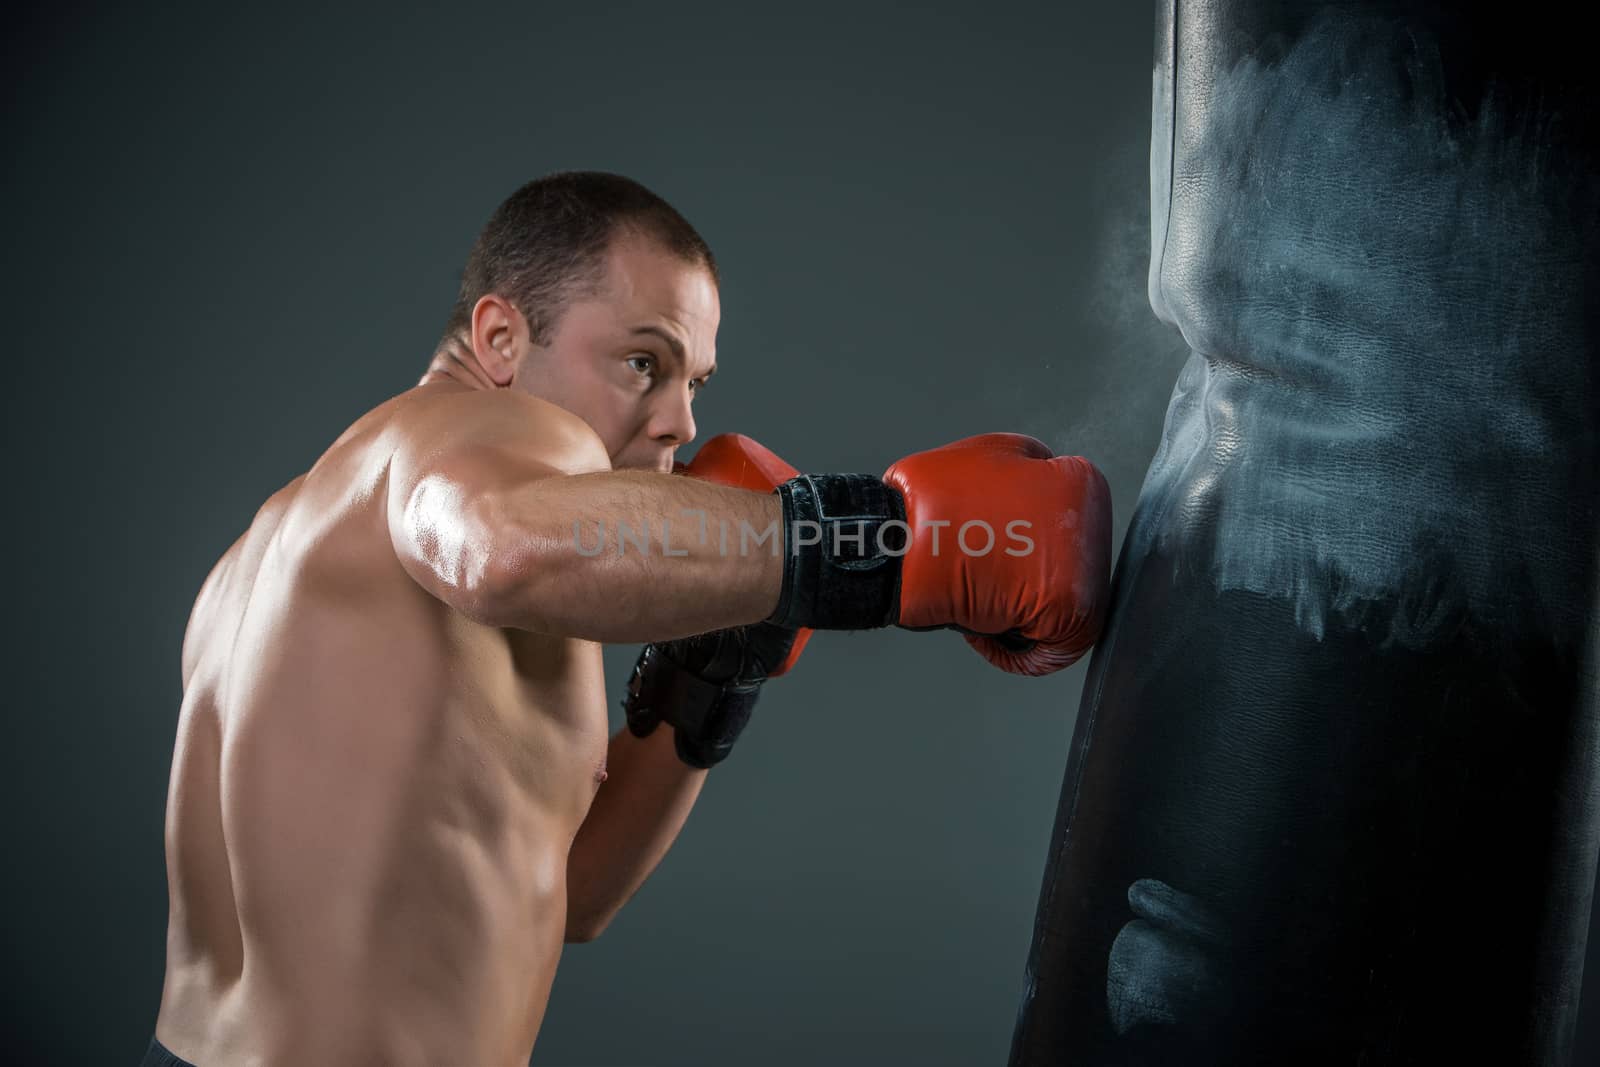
[883,433,1112,676]
[675,434,813,676]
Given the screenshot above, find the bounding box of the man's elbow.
[564,909,617,944]
[395,483,558,630]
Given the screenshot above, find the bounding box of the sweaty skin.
[157,235,784,1065]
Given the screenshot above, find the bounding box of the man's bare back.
[159,386,615,1065]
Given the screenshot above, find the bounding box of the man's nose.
[650,387,696,447]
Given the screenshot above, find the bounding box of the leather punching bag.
[1011,3,1599,1063]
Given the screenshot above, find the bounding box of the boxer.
[149,171,1111,1066]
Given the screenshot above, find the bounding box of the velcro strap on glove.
[768,474,907,631]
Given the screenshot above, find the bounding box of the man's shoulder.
[388,384,611,477]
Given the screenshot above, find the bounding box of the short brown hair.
[440,172,718,349]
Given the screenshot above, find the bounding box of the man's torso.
[157,387,611,1065]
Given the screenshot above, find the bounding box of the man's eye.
[627,355,655,378]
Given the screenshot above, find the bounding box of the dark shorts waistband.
[141,1037,198,1067]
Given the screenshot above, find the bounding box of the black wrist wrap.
[623,644,759,769]
[768,474,907,631]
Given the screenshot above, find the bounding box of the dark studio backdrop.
[4,2,1597,1064]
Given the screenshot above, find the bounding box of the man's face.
[514,233,720,472]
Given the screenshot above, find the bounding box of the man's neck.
[418,336,496,390]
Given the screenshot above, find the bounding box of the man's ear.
[469,295,527,387]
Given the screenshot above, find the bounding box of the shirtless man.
[150,172,1113,1066]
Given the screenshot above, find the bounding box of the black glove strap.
[624,644,762,769]
[769,473,906,631]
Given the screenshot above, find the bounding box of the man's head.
[437,172,720,472]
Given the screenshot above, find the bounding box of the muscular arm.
[563,725,706,941]
[481,467,783,641]
[386,387,783,643]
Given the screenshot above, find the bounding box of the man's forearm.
[479,471,784,643]
[563,724,708,942]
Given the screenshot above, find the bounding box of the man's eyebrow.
[630,325,716,379]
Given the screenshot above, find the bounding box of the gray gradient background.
[4,2,1595,1064]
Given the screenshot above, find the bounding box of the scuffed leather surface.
[1012,2,1600,1064]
